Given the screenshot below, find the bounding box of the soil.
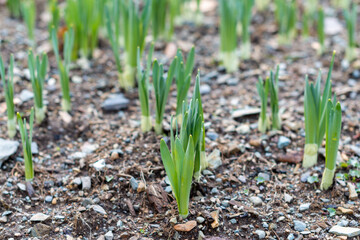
[0,0,360,239]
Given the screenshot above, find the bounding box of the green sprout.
[21,0,36,46]
[181,73,206,179]
[303,52,335,168]
[269,66,281,130]
[0,54,16,138]
[344,5,357,62]
[65,0,106,59]
[137,44,154,133]
[256,76,270,133]
[7,0,21,18]
[48,0,60,32]
[151,0,167,41]
[317,7,325,55]
[174,47,195,125]
[219,0,238,73]
[320,100,342,190]
[119,0,151,90]
[302,0,318,38]
[153,57,178,134]
[160,118,195,219]
[51,26,75,112]
[275,0,296,45]
[28,50,48,124]
[17,108,35,182]
[239,0,254,59]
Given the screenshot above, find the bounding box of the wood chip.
[210,210,219,228]
[173,220,197,232]
[348,182,358,200]
[337,207,354,215]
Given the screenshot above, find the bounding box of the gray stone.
[81,176,91,190]
[324,17,342,35]
[238,175,246,183]
[105,231,113,240]
[0,216,7,223]
[197,217,205,223]
[199,84,211,95]
[31,223,51,237]
[0,138,19,164]
[81,142,98,154]
[287,233,295,240]
[278,136,291,148]
[72,178,82,185]
[30,213,50,222]
[165,186,172,193]
[329,226,360,237]
[284,193,293,203]
[91,205,107,215]
[232,108,261,120]
[19,89,34,102]
[44,196,53,203]
[299,203,311,212]
[129,177,138,190]
[258,172,270,181]
[294,220,307,232]
[211,187,219,194]
[17,183,26,191]
[338,220,349,227]
[207,149,222,169]
[206,132,218,141]
[71,152,87,160]
[31,142,38,154]
[101,94,129,111]
[250,196,263,206]
[300,172,311,182]
[255,230,266,239]
[91,159,106,171]
[229,219,237,224]
[349,220,358,227]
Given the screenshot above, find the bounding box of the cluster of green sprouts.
[238,0,254,60]
[21,0,36,46]
[256,66,281,133]
[344,5,357,62]
[0,55,16,138]
[17,108,35,182]
[51,26,75,112]
[275,0,296,45]
[7,0,21,18]
[303,52,335,168]
[28,50,48,124]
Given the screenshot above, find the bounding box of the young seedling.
[119,0,151,90]
[275,0,296,45]
[28,50,48,124]
[51,26,75,112]
[302,0,318,38]
[65,0,106,59]
[151,0,167,41]
[344,5,357,62]
[0,54,16,138]
[182,73,206,179]
[160,117,195,218]
[256,76,270,133]
[303,52,335,168]
[175,47,195,125]
[153,57,178,134]
[17,108,35,182]
[269,66,281,130]
[239,0,254,59]
[7,0,21,18]
[219,0,238,73]
[317,7,325,55]
[320,100,342,190]
[137,44,154,132]
[49,0,60,32]
[21,0,36,46]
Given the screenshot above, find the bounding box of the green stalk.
[137,44,154,133]
[175,46,195,124]
[153,57,178,134]
[21,0,36,46]
[28,50,48,124]
[120,0,151,90]
[48,0,60,32]
[0,54,16,138]
[317,7,325,55]
[256,76,270,133]
[219,0,238,73]
[160,120,195,218]
[344,5,357,62]
[240,0,254,60]
[303,52,335,168]
[7,0,21,18]
[17,108,35,182]
[169,0,181,40]
[51,26,75,112]
[151,0,167,41]
[275,0,296,45]
[320,101,342,190]
[269,66,281,130]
